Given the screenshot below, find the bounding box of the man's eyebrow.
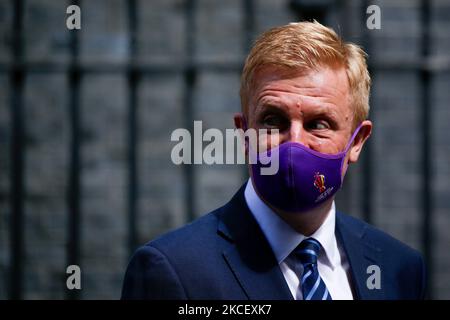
[303,102,342,119]
[255,97,289,113]
[254,96,344,121]
[308,106,339,117]
[255,105,290,120]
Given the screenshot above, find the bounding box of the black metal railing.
[66,0,82,301]
[9,0,25,301]
[420,0,433,300]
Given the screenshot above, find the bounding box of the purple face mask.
[250,124,363,213]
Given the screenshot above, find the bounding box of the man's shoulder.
[337,212,426,299]
[141,206,223,257]
[337,211,423,260]
[140,185,247,258]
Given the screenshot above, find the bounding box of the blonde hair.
[240,21,371,128]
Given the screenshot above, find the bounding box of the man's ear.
[234,113,246,130]
[349,120,372,163]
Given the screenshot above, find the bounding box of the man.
[121,21,426,300]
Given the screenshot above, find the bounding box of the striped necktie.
[293,237,332,300]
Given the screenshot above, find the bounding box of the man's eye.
[308,120,329,130]
[262,115,286,128]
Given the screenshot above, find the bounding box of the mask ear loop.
[344,123,364,153]
[340,123,364,182]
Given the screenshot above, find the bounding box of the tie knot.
[293,237,321,266]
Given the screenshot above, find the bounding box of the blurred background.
[0,0,449,299]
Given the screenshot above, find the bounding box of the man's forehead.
[252,65,309,85]
[250,64,350,101]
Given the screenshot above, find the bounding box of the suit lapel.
[217,187,386,300]
[217,185,293,300]
[336,212,385,300]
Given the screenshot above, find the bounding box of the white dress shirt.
[244,179,354,300]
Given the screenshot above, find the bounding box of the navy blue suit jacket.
[121,185,426,300]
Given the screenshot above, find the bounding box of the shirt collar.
[244,179,337,270]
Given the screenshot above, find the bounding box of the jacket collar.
[217,184,385,300]
[335,212,385,300]
[217,184,293,300]
[244,179,338,270]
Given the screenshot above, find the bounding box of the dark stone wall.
[0,0,449,299]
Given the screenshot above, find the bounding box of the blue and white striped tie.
[293,238,332,300]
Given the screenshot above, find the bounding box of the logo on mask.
[314,172,326,193]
